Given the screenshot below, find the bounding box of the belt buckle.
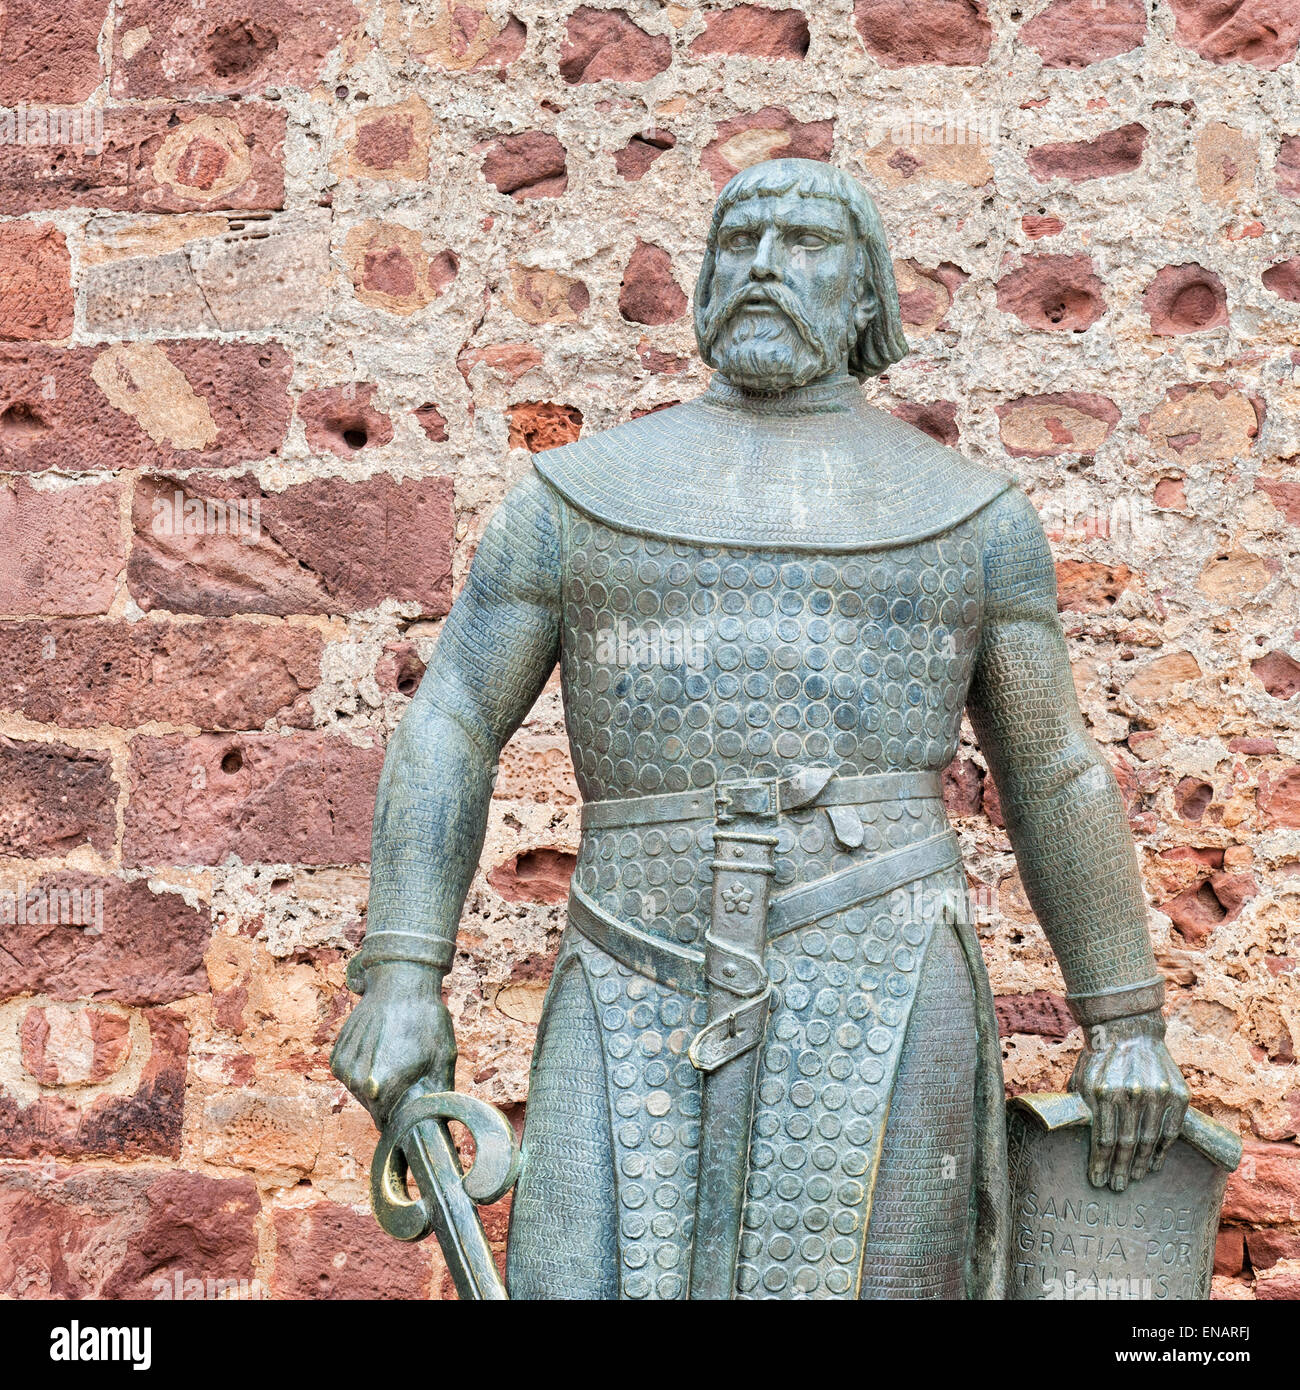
[714,777,780,824]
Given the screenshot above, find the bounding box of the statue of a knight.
[332,158,1190,1300]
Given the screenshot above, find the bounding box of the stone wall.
[0,0,1297,1301]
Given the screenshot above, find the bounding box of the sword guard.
[371,1089,521,1242]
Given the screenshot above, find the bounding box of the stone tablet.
[1008,1093,1242,1301]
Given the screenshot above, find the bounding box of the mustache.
[700,281,821,353]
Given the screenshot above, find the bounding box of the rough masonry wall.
[0,0,1297,1300]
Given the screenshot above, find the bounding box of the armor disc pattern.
[540,507,986,1297]
[563,513,983,947]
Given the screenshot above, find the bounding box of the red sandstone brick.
[1214,1226,1245,1275]
[1143,263,1229,335]
[1252,650,1300,700]
[1026,124,1148,183]
[614,129,676,180]
[407,9,526,71]
[123,731,383,866]
[0,738,117,857]
[1245,1227,1300,1270]
[0,872,210,1006]
[414,402,449,441]
[690,6,810,59]
[896,260,967,333]
[1257,475,1300,525]
[1263,257,1300,304]
[996,391,1120,457]
[0,478,124,616]
[298,383,394,457]
[1278,135,1300,198]
[852,0,992,68]
[941,758,984,817]
[0,104,285,215]
[994,990,1075,1039]
[1020,0,1146,67]
[21,1004,132,1086]
[1022,214,1065,239]
[1055,561,1134,612]
[0,1165,259,1299]
[457,342,544,386]
[997,254,1106,332]
[375,641,426,697]
[128,472,454,617]
[344,220,459,314]
[0,618,322,729]
[0,1007,188,1160]
[1222,1141,1300,1224]
[619,240,688,325]
[487,848,577,904]
[1167,0,1298,70]
[701,106,833,191]
[559,7,672,84]
[507,402,583,453]
[0,0,108,103]
[1259,768,1300,829]
[0,224,73,341]
[1255,1259,1300,1299]
[272,1200,433,1298]
[481,131,569,199]
[889,400,958,446]
[112,0,361,97]
[0,342,293,473]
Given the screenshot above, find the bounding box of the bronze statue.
[331,158,1211,1300]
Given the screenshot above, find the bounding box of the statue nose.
[748,228,780,279]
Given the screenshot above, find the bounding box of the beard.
[699,280,852,393]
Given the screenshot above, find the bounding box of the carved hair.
[694,158,909,382]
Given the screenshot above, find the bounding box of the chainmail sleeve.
[348,471,563,989]
[966,488,1164,1026]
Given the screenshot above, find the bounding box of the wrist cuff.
[345,931,455,994]
[1066,976,1166,1027]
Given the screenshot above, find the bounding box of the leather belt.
[580,769,942,832]
[567,830,961,998]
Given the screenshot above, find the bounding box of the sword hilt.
[371,1087,521,1299]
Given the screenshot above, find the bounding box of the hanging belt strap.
[566,830,961,997]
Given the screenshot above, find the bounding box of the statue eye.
[724,231,755,250]
[795,233,828,250]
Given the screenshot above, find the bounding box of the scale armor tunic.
[363,376,1158,1299]
[503,378,1019,1299]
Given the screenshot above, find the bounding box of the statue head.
[694,158,908,393]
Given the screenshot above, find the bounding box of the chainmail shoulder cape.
[533,375,1015,551]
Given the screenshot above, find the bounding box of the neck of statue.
[704,370,861,416]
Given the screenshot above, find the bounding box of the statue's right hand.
[330,961,457,1125]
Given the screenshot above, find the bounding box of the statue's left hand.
[1069,1012,1189,1193]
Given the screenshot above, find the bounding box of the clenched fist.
[331,961,457,1125]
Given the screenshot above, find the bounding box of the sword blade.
[401,1118,508,1301]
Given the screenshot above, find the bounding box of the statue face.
[701,191,860,393]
